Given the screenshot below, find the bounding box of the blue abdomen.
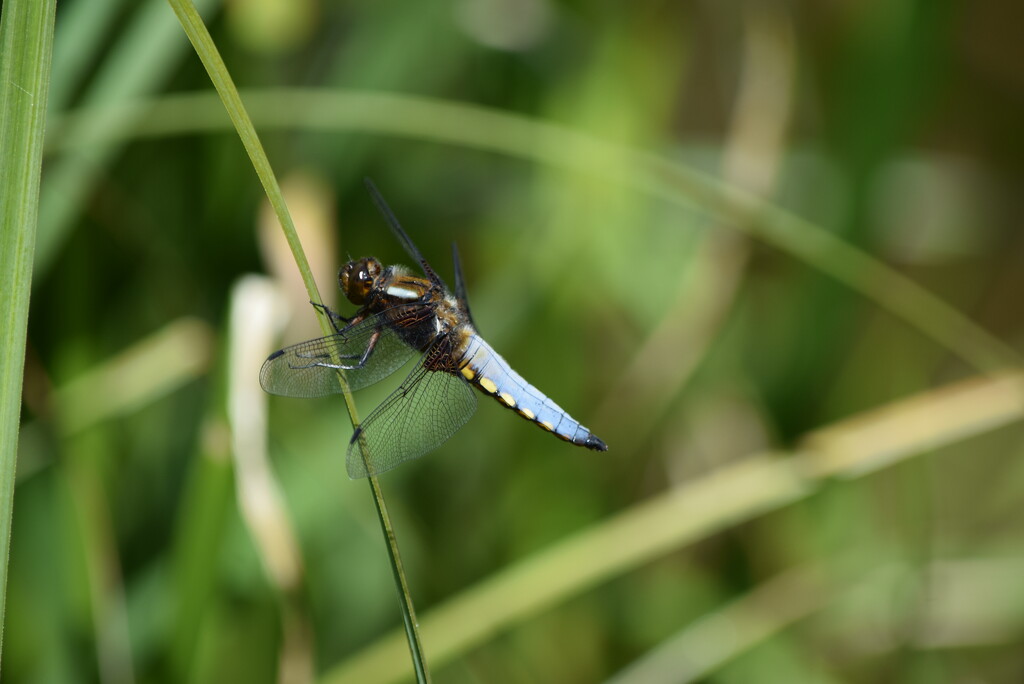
[457,333,606,451]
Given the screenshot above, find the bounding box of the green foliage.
[8,1,1024,683]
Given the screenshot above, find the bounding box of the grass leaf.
[0,0,56,661]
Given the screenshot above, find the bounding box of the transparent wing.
[451,241,478,329]
[346,337,477,478]
[260,311,416,397]
[364,178,447,289]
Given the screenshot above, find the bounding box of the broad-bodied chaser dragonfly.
[260,179,607,478]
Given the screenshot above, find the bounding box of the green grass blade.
[163,3,431,681]
[163,2,318,302]
[35,0,219,277]
[605,564,832,684]
[0,0,56,664]
[47,0,127,112]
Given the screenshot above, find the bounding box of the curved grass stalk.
[163,3,430,682]
[47,88,1023,373]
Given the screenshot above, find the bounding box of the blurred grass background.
[7,0,1024,682]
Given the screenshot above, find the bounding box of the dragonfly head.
[339,257,383,305]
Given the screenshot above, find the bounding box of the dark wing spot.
[267,349,286,361]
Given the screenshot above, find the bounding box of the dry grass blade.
[55,318,213,434]
[227,276,312,683]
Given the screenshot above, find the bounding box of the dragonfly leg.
[336,328,381,370]
[310,301,353,333]
[294,327,382,371]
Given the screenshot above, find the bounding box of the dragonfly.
[260,179,607,478]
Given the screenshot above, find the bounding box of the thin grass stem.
[163,2,430,681]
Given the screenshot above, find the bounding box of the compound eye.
[359,269,371,283]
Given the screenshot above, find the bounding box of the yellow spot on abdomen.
[539,420,554,432]
[499,392,516,407]
[461,366,475,381]
[518,408,535,420]
[478,377,497,394]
